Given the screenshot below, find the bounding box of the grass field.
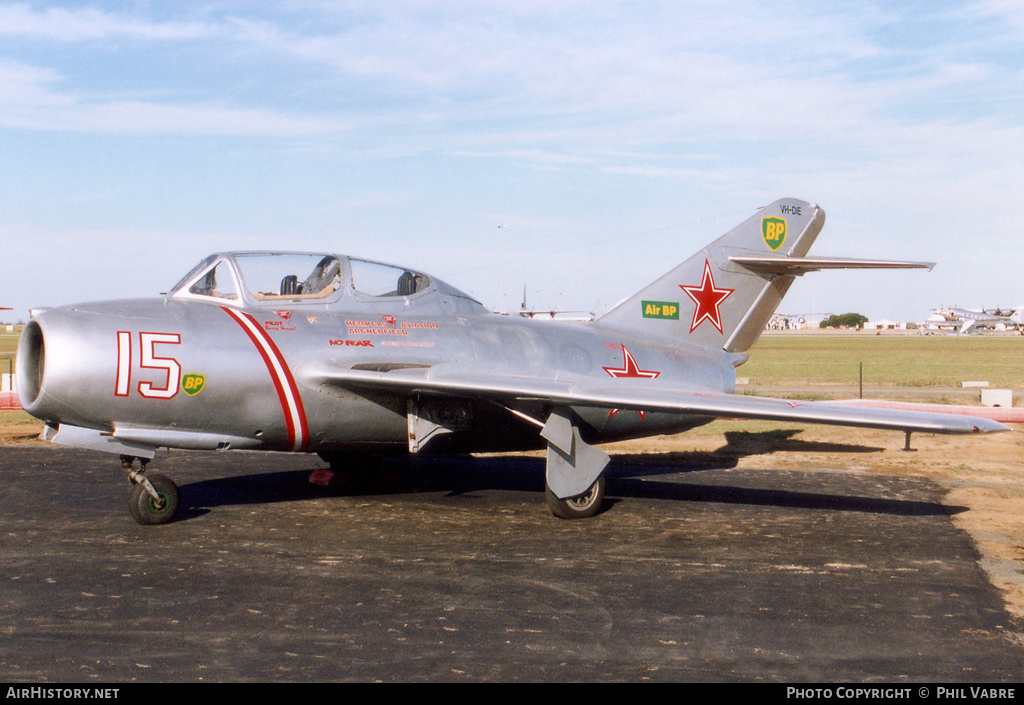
[742,331,1024,393]
[0,328,20,380]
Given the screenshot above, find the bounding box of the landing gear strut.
[121,455,180,525]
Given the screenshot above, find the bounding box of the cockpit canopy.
[170,252,477,307]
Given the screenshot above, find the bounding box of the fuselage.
[18,252,737,456]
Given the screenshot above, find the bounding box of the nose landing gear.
[121,455,180,525]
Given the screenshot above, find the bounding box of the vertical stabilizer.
[596,198,825,353]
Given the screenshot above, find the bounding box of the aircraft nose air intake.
[16,309,108,427]
[16,320,45,410]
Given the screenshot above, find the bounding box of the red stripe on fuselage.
[221,307,309,451]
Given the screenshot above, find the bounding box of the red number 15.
[115,331,182,399]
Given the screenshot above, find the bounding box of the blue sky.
[1,1,1022,323]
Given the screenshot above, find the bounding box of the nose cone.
[17,307,116,429]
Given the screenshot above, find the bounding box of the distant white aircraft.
[930,307,1024,334]
[516,287,594,321]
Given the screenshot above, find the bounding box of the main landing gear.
[121,455,180,525]
[541,407,610,520]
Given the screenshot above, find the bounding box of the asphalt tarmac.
[2,445,1022,683]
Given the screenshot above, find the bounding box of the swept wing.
[304,364,1007,435]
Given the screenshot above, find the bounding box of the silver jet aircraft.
[931,306,1024,334]
[17,198,1008,524]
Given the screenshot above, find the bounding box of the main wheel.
[546,473,605,520]
[128,473,180,525]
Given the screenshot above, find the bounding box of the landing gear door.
[407,397,473,453]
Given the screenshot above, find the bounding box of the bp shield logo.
[761,216,787,251]
[182,373,206,396]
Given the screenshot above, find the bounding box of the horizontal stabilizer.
[730,256,934,276]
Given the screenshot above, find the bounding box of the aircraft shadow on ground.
[607,428,885,475]
[174,429,957,522]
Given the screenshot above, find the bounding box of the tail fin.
[596,198,825,353]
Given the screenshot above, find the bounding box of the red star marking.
[680,260,734,334]
[602,346,660,379]
[607,408,646,420]
[603,346,658,419]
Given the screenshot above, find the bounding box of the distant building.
[863,320,921,331]
[766,315,923,331]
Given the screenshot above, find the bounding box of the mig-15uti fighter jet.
[17,199,1008,524]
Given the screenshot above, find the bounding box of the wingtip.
[973,419,1012,434]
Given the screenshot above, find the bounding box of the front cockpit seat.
[281,275,300,295]
[397,271,416,296]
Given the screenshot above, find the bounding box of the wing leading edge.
[304,364,1008,435]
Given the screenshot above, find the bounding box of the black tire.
[316,452,395,492]
[545,473,605,520]
[128,473,180,525]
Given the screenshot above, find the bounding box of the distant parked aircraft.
[930,307,1024,334]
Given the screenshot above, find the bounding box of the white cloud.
[0,3,1017,151]
[0,3,217,41]
[0,57,348,135]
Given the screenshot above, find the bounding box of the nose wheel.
[121,456,180,525]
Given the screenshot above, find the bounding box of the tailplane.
[595,198,931,353]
